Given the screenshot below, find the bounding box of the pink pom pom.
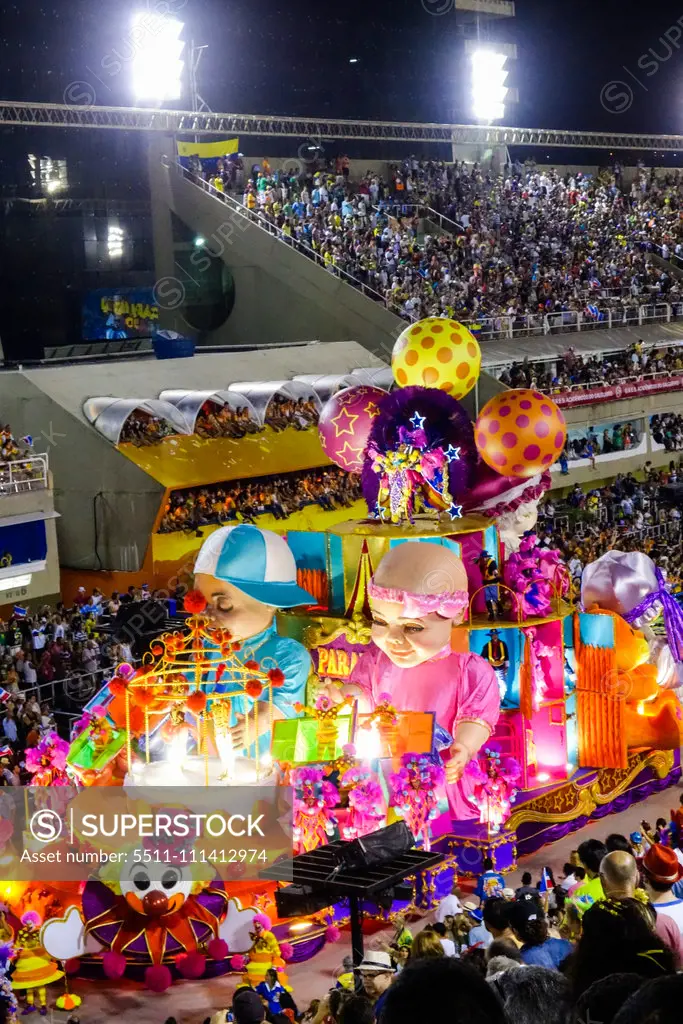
[102,951,126,980]
[279,942,294,962]
[20,911,42,928]
[230,954,246,971]
[145,964,173,992]
[207,938,229,960]
[253,913,271,930]
[342,744,356,756]
[64,957,81,976]
[325,926,341,943]
[176,952,206,979]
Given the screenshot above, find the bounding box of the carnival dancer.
[11,913,62,1017]
[345,543,500,821]
[481,630,510,704]
[474,549,503,621]
[193,525,315,756]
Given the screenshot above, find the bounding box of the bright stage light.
[289,921,314,933]
[194,235,206,247]
[131,12,185,103]
[536,772,550,783]
[107,224,125,259]
[471,49,508,122]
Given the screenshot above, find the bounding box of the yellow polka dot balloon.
[391,317,481,399]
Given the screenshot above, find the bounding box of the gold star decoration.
[364,401,381,419]
[330,406,359,438]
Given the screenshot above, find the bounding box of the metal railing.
[542,368,683,395]
[0,453,48,494]
[177,164,410,318]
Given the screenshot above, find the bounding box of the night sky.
[2,0,683,132]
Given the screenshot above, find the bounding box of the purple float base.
[515,749,682,858]
[432,821,517,881]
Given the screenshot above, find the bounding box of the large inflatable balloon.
[391,318,481,400]
[318,385,387,472]
[475,389,567,479]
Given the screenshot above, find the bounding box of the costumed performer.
[194,525,315,755]
[344,542,501,820]
[481,629,510,705]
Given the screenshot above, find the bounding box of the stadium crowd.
[119,399,319,446]
[496,342,683,393]
[538,462,683,588]
[158,468,363,533]
[119,410,178,446]
[225,158,683,325]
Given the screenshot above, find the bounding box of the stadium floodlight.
[131,12,185,104]
[470,49,508,122]
[108,224,125,259]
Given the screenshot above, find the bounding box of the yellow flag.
[176,138,239,158]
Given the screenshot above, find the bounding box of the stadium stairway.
[148,135,404,361]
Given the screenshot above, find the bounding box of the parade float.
[1,317,682,1015]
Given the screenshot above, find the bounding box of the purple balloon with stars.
[318,385,389,472]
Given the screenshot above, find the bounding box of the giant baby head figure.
[193,524,315,640]
[367,542,469,669]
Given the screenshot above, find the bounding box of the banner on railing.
[552,375,683,408]
[177,138,239,158]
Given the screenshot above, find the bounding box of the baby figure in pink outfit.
[346,542,501,821]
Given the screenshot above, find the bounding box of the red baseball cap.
[642,844,683,885]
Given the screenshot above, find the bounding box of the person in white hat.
[194,524,315,754]
[357,951,395,1013]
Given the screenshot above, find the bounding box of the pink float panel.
[527,700,568,787]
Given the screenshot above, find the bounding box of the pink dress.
[350,645,500,821]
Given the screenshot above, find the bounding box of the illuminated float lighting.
[536,772,550,783]
[356,720,382,760]
[566,763,575,773]
[289,921,314,933]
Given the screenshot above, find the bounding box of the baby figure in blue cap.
[194,524,314,754]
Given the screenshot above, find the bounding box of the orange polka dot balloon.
[391,317,481,399]
[475,389,567,479]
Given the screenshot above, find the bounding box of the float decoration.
[291,767,339,855]
[318,385,387,472]
[389,754,445,851]
[340,765,386,840]
[466,747,521,835]
[0,940,17,1024]
[25,733,70,787]
[361,386,476,524]
[391,317,481,400]
[291,693,355,762]
[475,389,567,479]
[273,693,355,765]
[72,590,280,785]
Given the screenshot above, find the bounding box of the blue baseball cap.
[193,524,315,608]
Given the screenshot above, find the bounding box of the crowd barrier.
[0,453,48,495]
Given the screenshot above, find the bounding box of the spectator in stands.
[506,900,572,969]
[562,898,676,1001]
[158,467,362,533]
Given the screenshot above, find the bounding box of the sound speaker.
[334,822,414,873]
[275,884,331,918]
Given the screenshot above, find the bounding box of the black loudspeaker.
[335,822,415,873]
[275,885,331,918]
